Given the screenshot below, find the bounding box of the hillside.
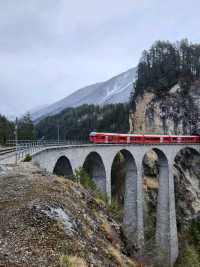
[31,67,136,122]
[36,104,130,140]
[0,162,139,267]
[130,80,200,135]
[129,40,200,266]
[130,40,200,135]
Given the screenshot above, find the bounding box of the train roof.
[90,132,199,137]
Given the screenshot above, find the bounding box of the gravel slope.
[0,163,139,267]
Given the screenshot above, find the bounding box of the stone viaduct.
[32,143,200,266]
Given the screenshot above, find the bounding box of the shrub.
[175,243,200,267]
[74,168,96,191]
[190,220,200,255]
[23,154,32,162]
[74,168,124,220]
[108,199,123,222]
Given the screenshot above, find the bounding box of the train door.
[105,136,108,144]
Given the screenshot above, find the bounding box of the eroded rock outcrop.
[130,80,200,265]
[174,148,200,228]
[130,80,200,135]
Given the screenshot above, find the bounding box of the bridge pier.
[168,164,179,267]
[136,163,145,250]
[156,160,178,266]
[104,163,112,204]
[123,154,144,252]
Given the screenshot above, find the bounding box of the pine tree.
[18,113,36,140]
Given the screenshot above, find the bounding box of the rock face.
[142,148,200,227]
[130,80,200,135]
[174,148,200,228]
[130,80,200,265]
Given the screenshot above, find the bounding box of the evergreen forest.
[131,39,200,106]
[36,103,130,141]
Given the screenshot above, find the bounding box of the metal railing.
[3,138,200,163]
[5,139,90,161]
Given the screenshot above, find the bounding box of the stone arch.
[111,149,138,247]
[142,147,172,263]
[53,155,73,178]
[83,152,106,194]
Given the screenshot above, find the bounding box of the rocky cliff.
[130,77,200,265]
[130,80,200,135]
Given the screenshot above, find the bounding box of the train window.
[145,137,160,141]
[96,136,105,139]
[164,137,170,140]
[130,137,136,142]
[131,137,142,140]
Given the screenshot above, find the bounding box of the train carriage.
[89,132,200,144]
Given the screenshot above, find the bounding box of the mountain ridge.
[31,67,137,122]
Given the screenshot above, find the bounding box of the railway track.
[0,147,16,157]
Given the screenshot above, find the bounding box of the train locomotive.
[89,132,200,144]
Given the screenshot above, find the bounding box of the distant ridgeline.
[36,104,130,140]
[130,40,200,135]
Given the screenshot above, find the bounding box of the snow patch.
[31,67,137,122]
[99,81,133,104]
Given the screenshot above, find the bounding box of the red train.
[89,132,200,144]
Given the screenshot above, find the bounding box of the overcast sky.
[0,0,200,118]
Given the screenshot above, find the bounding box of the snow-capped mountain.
[31,67,137,122]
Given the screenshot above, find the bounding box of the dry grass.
[59,255,88,267]
[107,245,124,266]
[101,223,115,242]
[107,245,137,267]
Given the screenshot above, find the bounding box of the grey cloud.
[0,0,200,117]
